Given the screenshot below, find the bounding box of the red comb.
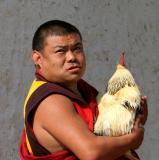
[119,50,125,66]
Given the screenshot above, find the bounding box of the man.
[19,20,148,160]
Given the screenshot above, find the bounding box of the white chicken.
[94,51,141,160]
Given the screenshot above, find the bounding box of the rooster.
[94,51,141,160]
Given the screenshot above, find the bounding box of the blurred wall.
[0,0,158,159]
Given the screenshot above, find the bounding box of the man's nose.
[66,50,76,62]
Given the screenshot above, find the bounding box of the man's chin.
[65,74,82,82]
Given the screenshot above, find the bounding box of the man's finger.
[138,124,145,131]
[141,95,147,100]
[140,96,148,112]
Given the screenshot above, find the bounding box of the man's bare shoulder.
[39,94,75,112]
[34,94,77,125]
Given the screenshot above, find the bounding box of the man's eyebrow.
[52,45,68,49]
[74,42,83,46]
[53,42,83,49]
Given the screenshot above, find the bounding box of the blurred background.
[0,0,158,159]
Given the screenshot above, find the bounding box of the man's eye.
[75,47,80,50]
[74,46,82,51]
[56,49,65,53]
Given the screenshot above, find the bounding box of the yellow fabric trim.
[23,80,46,118]
[23,80,46,155]
[25,127,33,155]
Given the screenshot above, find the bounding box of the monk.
[19,20,148,160]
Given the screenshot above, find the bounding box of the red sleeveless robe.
[19,73,98,159]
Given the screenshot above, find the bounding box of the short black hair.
[32,20,82,51]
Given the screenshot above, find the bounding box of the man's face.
[34,34,86,84]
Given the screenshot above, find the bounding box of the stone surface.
[0,0,158,159]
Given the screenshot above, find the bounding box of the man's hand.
[130,114,145,150]
[129,96,148,150]
[140,96,148,125]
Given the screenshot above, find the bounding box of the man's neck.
[63,81,78,93]
[62,81,83,99]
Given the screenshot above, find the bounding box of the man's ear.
[32,50,42,68]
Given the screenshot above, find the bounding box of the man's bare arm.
[33,94,144,160]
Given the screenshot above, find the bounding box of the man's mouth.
[68,66,81,70]
[66,65,82,73]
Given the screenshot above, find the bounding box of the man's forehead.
[45,34,82,47]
